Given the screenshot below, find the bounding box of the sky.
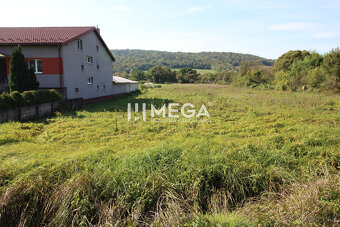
[1,0,340,59]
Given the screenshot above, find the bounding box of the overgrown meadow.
[0,84,339,226]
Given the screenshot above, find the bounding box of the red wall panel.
[6,58,63,75]
[6,58,9,73]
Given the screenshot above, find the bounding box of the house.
[112,76,139,94]
[0,27,138,100]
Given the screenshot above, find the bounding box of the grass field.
[0,84,339,226]
[172,68,217,74]
[194,69,217,74]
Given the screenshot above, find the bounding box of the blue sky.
[2,0,340,59]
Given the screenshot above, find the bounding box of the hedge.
[0,90,63,110]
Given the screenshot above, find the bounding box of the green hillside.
[111,49,274,73]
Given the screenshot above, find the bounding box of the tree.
[9,45,30,92]
[306,67,325,88]
[176,67,200,83]
[130,69,146,81]
[273,50,310,72]
[274,70,289,91]
[9,45,39,92]
[287,52,323,90]
[322,48,340,76]
[27,67,40,90]
[111,49,274,74]
[321,48,340,91]
[148,66,176,83]
[238,61,259,76]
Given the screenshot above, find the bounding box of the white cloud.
[314,32,336,38]
[188,6,205,13]
[270,23,315,31]
[112,6,133,11]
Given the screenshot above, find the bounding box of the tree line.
[121,48,340,93]
[111,49,274,73]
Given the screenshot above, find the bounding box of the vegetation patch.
[0,84,339,225]
[0,90,63,110]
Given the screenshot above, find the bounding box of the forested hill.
[111,49,274,73]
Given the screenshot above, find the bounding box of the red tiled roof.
[0,27,95,44]
[0,27,115,61]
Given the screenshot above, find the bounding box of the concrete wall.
[61,31,114,99]
[0,46,60,88]
[112,84,128,95]
[0,101,61,123]
[128,83,139,92]
[111,83,139,95]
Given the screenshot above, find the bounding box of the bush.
[0,93,16,109]
[233,69,273,88]
[306,67,326,89]
[10,91,25,106]
[0,90,63,110]
[21,90,39,105]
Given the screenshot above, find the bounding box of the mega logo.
[127,103,211,122]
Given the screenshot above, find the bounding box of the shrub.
[321,74,339,93]
[0,90,63,110]
[10,91,25,106]
[233,69,273,88]
[306,67,326,88]
[22,90,39,105]
[0,92,16,109]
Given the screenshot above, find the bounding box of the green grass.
[0,84,339,226]
[194,69,217,74]
[171,68,217,74]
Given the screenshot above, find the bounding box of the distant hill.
[111,49,274,73]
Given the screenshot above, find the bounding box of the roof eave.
[0,43,63,46]
[0,27,115,61]
[62,28,115,61]
[93,29,115,61]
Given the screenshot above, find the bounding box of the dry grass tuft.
[240,172,340,226]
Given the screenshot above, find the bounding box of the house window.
[77,39,83,50]
[103,84,105,90]
[81,65,84,70]
[96,46,99,51]
[96,85,99,91]
[97,65,99,69]
[86,56,93,64]
[87,77,94,85]
[29,59,42,73]
[75,88,79,93]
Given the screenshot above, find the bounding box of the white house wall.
[61,31,114,99]
[1,32,138,100]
